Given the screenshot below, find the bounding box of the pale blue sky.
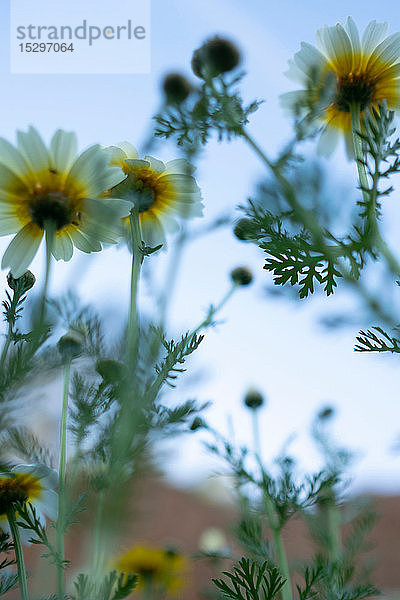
[1,0,400,493]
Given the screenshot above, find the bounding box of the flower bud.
[230,266,253,286]
[318,406,334,420]
[191,36,241,79]
[96,359,127,384]
[244,388,264,410]
[233,218,256,242]
[7,270,36,293]
[57,330,85,360]
[162,73,192,104]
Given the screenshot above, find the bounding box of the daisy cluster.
[0,128,203,277]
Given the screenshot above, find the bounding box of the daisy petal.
[50,130,78,174]
[36,489,58,521]
[361,20,388,57]
[17,126,50,174]
[0,138,32,181]
[115,142,139,158]
[317,125,340,157]
[52,232,74,261]
[165,159,196,175]
[69,229,102,253]
[1,223,42,277]
[143,155,166,174]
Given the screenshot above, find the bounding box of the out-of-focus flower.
[106,143,203,247]
[0,127,130,277]
[114,544,187,596]
[0,464,58,543]
[198,527,229,556]
[281,18,400,156]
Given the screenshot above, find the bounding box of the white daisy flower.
[0,463,58,544]
[0,127,131,277]
[105,143,203,247]
[281,18,400,156]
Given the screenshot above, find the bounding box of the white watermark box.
[10,0,151,74]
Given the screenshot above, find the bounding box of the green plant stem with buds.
[57,357,71,600]
[7,508,30,600]
[127,209,144,372]
[190,281,238,339]
[240,127,399,326]
[262,494,292,600]
[0,290,19,369]
[350,103,400,279]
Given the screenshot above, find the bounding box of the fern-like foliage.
[150,330,204,392]
[213,558,285,600]
[0,572,18,597]
[155,72,261,152]
[354,326,400,353]
[72,570,137,600]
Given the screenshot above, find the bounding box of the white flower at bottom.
[0,463,58,544]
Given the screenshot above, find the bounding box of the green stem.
[190,283,238,339]
[350,103,400,278]
[241,128,400,325]
[251,410,262,458]
[0,315,14,369]
[263,496,292,600]
[349,104,369,204]
[147,283,239,403]
[39,225,54,329]
[326,500,341,562]
[7,509,29,600]
[92,489,106,577]
[57,358,71,600]
[126,209,143,371]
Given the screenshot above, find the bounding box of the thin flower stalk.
[56,357,71,600]
[126,208,144,372]
[7,508,30,600]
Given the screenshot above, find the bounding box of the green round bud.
[57,330,84,360]
[96,359,127,384]
[191,36,241,79]
[7,270,36,293]
[318,406,334,420]
[230,267,253,286]
[244,388,264,410]
[233,218,256,242]
[190,417,206,431]
[162,72,192,104]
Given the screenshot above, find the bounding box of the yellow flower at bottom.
[105,143,203,247]
[281,18,400,156]
[0,464,58,544]
[0,127,130,277]
[114,544,187,596]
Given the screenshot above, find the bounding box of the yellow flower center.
[335,71,376,112]
[111,167,173,214]
[28,189,82,231]
[0,473,42,515]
